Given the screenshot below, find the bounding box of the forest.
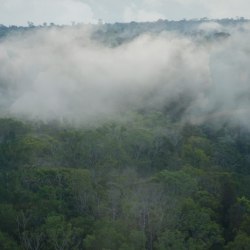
[0,20,250,249]
[1,112,250,249]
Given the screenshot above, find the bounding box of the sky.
[0,0,250,26]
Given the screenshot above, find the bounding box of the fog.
[0,24,250,127]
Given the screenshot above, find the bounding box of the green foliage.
[84,220,146,250]
[154,169,198,196]
[155,230,185,250]
[179,198,224,249]
[0,231,19,250]
[0,114,249,249]
[44,215,74,250]
[225,232,250,250]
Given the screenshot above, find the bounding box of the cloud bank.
[0,24,250,128]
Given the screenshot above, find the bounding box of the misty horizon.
[0,17,249,28]
[0,19,250,129]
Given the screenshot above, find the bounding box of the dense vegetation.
[1,19,250,249]
[0,18,248,46]
[0,110,250,250]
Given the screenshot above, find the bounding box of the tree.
[225,232,250,250]
[44,215,74,250]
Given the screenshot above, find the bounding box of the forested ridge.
[0,111,250,250]
[1,20,250,249]
[0,18,247,46]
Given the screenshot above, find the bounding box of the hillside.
[0,20,250,249]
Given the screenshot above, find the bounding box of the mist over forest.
[1,19,250,250]
[0,19,250,126]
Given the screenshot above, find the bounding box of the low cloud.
[0,24,250,128]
